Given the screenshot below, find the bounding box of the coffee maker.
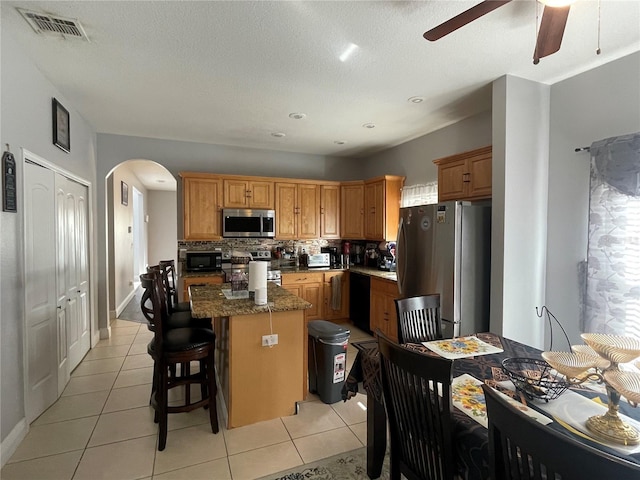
[320,247,340,268]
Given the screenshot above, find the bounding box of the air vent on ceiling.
[18,8,89,41]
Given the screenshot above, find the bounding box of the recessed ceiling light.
[289,113,306,120]
[271,132,286,138]
[339,43,359,62]
[408,96,424,103]
[362,123,376,129]
[334,140,347,145]
[157,179,166,183]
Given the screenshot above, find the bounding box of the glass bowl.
[541,351,597,379]
[571,344,611,369]
[581,334,640,364]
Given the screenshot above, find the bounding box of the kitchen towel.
[331,275,341,310]
[248,261,268,293]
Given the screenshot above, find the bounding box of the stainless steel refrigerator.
[396,201,491,338]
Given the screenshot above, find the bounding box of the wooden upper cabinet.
[434,146,492,201]
[340,182,364,239]
[364,176,404,241]
[181,174,223,240]
[320,184,340,239]
[275,182,320,239]
[223,178,274,209]
[297,184,320,239]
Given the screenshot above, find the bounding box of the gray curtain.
[583,132,640,339]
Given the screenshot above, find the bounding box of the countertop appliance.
[307,253,331,268]
[222,209,275,238]
[396,201,491,338]
[185,251,223,272]
[321,247,339,268]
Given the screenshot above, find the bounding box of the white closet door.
[75,182,91,366]
[24,162,58,422]
[57,174,91,372]
[54,175,70,394]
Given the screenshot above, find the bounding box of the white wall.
[362,111,492,185]
[147,190,178,265]
[545,52,640,346]
[0,36,97,446]
[491,76,550,348]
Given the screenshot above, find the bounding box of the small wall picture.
[52,98,70,153]
[121,181,128,206]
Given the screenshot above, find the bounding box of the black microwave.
[222,209,275,238]
[185,251,222,272]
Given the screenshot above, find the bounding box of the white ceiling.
[3,0,640,164]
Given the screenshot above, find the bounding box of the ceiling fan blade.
[424,0,512,41]
[533,5,570,64]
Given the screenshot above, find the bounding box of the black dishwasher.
[349,272,371,334]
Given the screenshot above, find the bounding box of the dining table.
[341,332,640,480]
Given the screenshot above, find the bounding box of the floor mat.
[117,285,147,324]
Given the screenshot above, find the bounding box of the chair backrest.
[140,269,169,337]
[482,384,640,480]
[377,331,455,480]
[158,260,179,312]
[395,294,442,343]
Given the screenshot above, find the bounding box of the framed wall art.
[121,181,128,206]
[52,98,70,153]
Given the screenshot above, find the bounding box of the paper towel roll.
[248,261,268,293]
[255,287,267,305]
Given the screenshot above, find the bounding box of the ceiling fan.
[423,0,572,64]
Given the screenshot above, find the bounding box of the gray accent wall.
[360,111,492,185]
[545,51,640,347]
[1,36,98,444]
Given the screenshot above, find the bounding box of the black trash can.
[307,320,350,404]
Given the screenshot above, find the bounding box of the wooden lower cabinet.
[182,275,224,302]
[370,277,398,342]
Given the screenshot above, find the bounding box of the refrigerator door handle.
[396,215,406,295]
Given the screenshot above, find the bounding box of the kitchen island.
[189,282,311,428]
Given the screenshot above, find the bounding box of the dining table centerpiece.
[541,333,640,446]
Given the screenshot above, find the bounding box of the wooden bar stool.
[142,270,219,451]
[159,259,191,313]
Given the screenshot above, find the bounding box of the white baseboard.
[115,288,136,317]
[1,418,28,468]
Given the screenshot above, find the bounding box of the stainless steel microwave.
[222,209,275,238]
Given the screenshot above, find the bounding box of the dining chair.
[482,384,640,480]
[142,269,219,451]
[141,265,211,330]
[394,294,442,344]
[158,259,191,313]
[377,330,455,480]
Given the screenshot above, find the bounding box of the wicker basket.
[502,357,570,402]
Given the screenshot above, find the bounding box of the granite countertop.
[278,265,397,282]
[189,282,311,318]
[348,266,398,282]
[181,271,226,279]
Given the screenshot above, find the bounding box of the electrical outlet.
[261,334,279,346]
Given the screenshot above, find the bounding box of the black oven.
[185,251,222,272]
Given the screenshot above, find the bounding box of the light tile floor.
[3,319,373,480]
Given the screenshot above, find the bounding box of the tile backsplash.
[177,238,353,256]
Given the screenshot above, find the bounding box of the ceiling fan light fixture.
[539,0,577,7]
